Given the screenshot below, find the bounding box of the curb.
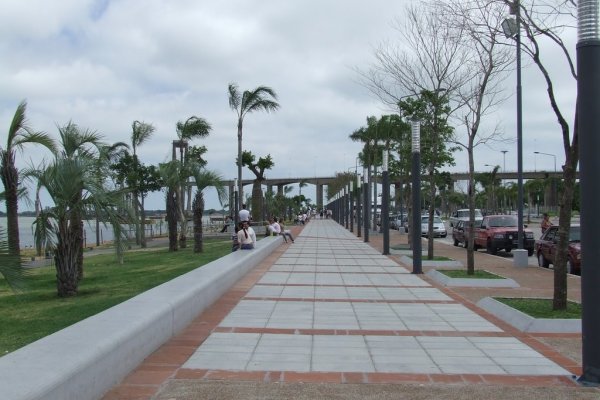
[0,236,283,400]
[476,296,582,333]
[400,255,463,268]
[426,269,520,288]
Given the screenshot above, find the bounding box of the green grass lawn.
[495,297,582,319]
[0,238,231,356]
[439,269,505,279]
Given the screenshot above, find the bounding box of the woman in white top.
[237,221,256,249]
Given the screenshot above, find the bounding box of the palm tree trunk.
[140,196,147,248]
[166,188,178,252]
[55,223,80,297]
[193,192,204,253]
[251,180,262,222]
[1,158,21,256]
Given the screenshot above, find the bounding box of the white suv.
[449,209,483,227]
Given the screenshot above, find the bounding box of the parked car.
[421,215,447,238]
[474,215,535,256]
[449,208,483,227]
[452,220,469,248]
[535,224,581,275]
[390,214,400,230]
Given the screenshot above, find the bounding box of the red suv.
[535,224,581,275]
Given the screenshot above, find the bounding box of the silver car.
[421,215,447,238]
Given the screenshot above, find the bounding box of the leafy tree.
[399,90,456,259]
[111,155,162,247]
[0,100,56,256]
[240,150,274,221]
[228,83,280,211]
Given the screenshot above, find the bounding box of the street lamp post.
[577,0,600,385]
[533,151,557,172]
[357,173,362,238]
[363,167,370,243]
[350,180,354,233]
[411,119,422,274]
[233,179,239,228]
[382,149,390,255]
[502,0,526,267]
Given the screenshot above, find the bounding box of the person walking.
[237,220,256,250]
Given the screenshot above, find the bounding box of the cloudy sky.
[0,0,577,211]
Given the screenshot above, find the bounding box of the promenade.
[103,219,596,400]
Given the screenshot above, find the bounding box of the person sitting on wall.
[237,220,256,250]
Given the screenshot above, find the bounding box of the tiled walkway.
[180,221,568,376]
[103,219,580,399]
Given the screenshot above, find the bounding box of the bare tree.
[506,0,577,310]
[360,2,473,259]
[438,0,514,274]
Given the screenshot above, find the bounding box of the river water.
[0,215,217,249]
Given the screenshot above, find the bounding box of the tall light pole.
[411,119,422,274]
[233,178,239,228]
[363,167,370,243]
[577,0,600,385]
[349,180,354,233]
[501,150,508,172]
[382,149,390,255]
[502,0,526,266]
[533,151,557,172]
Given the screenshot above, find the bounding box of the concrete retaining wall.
[0,236,282,400]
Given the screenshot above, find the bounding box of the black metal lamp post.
[411,119,422,274]
[363,167,370,243]
[349,180,354,233]
[502,1,526,267]
[357,173,362,238]
[382,149,390,255]
[233,178,239,228]
[578,0,600,385]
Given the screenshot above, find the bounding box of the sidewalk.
[102,220,596,400]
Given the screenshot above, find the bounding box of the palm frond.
[131,120,155,152]
[7,100,29,148]
[228,83,241,113]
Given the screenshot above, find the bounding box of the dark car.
[535,224,581,275]
[452,220,469,248]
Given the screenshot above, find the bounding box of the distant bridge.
[220,170,575,210]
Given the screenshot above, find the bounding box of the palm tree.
[241,151,274,221]
[159,160,186,251]
[1,100,56,256]
[228,83,280,211]
[33,132,131,297]
[189,166,227,253]
[130,121,155,247]
[56,122,105,281]
[175,116,211,213]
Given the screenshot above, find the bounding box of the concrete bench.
[0,236,283,400]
